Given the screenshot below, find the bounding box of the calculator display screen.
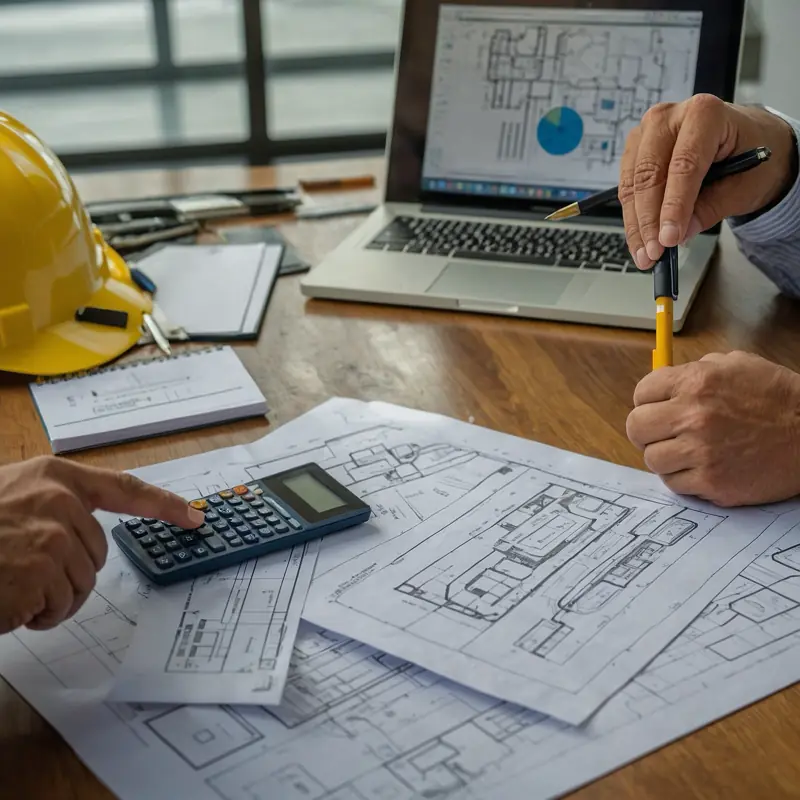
[282,472,346,513]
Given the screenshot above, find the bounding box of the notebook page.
[30,347,267,452]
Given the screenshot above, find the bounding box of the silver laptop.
[302,0,746,331]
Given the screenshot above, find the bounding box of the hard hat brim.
[0,246,153,377]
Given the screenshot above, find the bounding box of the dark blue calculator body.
[111,462,371,585]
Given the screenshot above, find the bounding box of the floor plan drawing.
[3,399,800,800]
[110,540,319,707]
[305,447,781,724]
[422,5,702,191]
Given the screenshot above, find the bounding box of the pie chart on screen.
[537,106,584,156]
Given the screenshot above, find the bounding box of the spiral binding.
[35,345,227,385]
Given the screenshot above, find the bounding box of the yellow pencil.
[652,248,678,370]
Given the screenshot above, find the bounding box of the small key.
[191,546,209,558]
[174,550,192,564]
[155,556,174,570]
[205,536,226,554]
[180,534,198,546]
[149,545,166,558]
[139,535,157,548]
[242,533,259,545]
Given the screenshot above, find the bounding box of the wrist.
[741,110,799,220]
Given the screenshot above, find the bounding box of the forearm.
[729,112,800,298]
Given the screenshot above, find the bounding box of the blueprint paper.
[1,400,800,799]
[108,540,318,706]
[297,403,779,724]
[1,502,799,800]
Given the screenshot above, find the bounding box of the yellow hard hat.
[0,111,152,376]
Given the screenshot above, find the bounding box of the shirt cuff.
[728,110,800,244]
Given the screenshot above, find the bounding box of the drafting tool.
[545,147,772,221]
[142,312,172,357]
[652,247,678,369]
[112,463,371,585]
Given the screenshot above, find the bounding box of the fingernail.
[646,240,662,262]
[681,214,703,244]
[187,507,205,526]
[660,222,681,247]
[636,248,652,270]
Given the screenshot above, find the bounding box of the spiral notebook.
[30,347,268,453]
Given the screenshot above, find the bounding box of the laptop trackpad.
[428,262,572,306]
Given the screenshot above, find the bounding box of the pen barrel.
[652,298,674,370]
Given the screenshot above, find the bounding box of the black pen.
[545,146,772,221]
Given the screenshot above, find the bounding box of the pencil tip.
[545,203,579,221]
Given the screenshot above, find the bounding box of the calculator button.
[208,496,224,506]
[219,507,235,518]
[242,494,255,502]
[174,550,192,563]
[170,526,184,534]
[165,540,181,552]
[196,525,215,538]
[139,535,157,548]
[125,520,143,530]
[227,538,243,548]
[265,514,280,525]
[287,517,302,530]
[180,534,198,546]
[249,499,264,508]
[234,524,250,535]
[205,536,226,553]
[190,499,208,511]
[191,545,209,558]
[155,556,174,570]
[149,545,166,558]
[233,485,249,495]
[148,522,165,532]
[130,527,149,539]
[203,512,219,523]
[212,521,229,532]
[156,531,173,543]
[252,487,264,495]
[228,497,243,506]
[255,526,274,539]
[242,511,258,522]
[222,530,239,541]
[219,490,234,499]
[274,523,289,534]
[143,518,158,524]
[242,533,259,545]
[229,516,243,525]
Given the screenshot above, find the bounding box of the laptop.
[301,0,746,331]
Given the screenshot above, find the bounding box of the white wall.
[757,0,800,118]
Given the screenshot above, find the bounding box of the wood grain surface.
[2,156,800,798]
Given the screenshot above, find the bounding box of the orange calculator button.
[233,485,249,495]
[219,490,234,499]
[189,499,208,511]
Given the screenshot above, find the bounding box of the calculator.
[111,463,371,585]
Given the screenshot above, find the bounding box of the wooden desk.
[2,156,800,799]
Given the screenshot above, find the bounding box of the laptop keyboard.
[366,216,643,273]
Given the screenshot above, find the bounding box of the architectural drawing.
[306,456,774,723]
[2,398,800,800]
[110,535,319,706]
[422,6,702,192]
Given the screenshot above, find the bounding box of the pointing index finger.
[67,464,205,528]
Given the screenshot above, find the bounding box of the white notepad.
[30,346,267,453]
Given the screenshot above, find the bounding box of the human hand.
[620,94,797,270]
[626,351,800,507]
[0,457,205,633]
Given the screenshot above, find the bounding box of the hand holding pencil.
[547,94,798,370]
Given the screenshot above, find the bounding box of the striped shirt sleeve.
[727,112,800,298]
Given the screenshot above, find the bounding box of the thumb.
[68,464,205,528]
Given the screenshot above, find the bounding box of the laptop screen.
[385,0,745,219]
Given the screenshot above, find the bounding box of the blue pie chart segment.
[537,106,584,156]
